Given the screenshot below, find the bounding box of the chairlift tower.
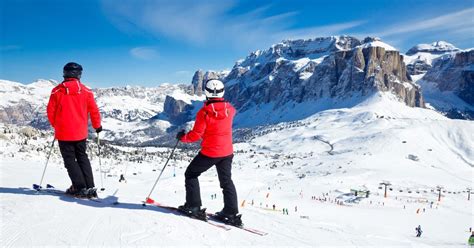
[380,181,391,198]
[436,185,444,202]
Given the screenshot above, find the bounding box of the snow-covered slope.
[1,92,472,246]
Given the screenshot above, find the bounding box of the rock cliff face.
[420,50,474,119]
[328,45,422,107]
[191,70,204,96]
[194,36,423,125]
[423,50,473,95]
[162,95,193,124]
[403,42,472,120]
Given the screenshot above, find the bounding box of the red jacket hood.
[203,99,232,120]
[59,78,84,95]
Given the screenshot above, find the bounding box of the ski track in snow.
[313,136,335,155]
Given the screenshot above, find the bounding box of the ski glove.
[176,130,185,140]
[95,126,103,133]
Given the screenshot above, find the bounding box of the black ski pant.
[58,139,94,190]
[185,153,238,215]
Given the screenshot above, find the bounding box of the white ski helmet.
[204,79,225,98]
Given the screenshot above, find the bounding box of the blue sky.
[1,0,473,87]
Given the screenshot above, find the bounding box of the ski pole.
[143,139,179,205]
[97,134,105,191]
[34,137,56,191]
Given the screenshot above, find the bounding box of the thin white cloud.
[101,0,362,48]
[379,8,474,37]
[130,47,158,60]
[102,0,235,44]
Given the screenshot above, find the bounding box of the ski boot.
[86,188,98,199]
[214,211,243,227]
[65,185,78,195]
[177,204,207,221]
[74,188,90,198]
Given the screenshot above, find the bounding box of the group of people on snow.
[47,62,242,226]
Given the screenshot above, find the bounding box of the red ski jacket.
[180,98,235,157]
[47,78,101,141]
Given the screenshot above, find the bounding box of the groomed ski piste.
[1,93,473,247]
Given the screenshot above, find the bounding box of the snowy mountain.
[404,41,460,76]
[0,37,472,145]
[192,36,423,127]
[94,84,203,145]
[0,79,204,145]
[406,41,460,56]
[402,41,473,120]
[1,92,472,246]
[419,49,474,119]
[0,79,57,128]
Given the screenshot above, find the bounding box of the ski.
[32,184,102,203]
[207,213,268,236]
[143,198,231,231]
[144,198,267,235]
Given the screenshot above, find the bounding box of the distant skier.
[415,225,422,237]
[176,79,242,226]
[47,62,102,198]
[119,174,126,183]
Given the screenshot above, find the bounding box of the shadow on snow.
[0,187,182,217]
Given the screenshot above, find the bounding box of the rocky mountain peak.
[362,37,380,43]
[201,36,425,126]
[406,41,460,56]
[238,36,361,69]
[404,41,461,77]
[27,79,57,88]
[357,37,397,51]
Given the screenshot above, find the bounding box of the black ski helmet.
[63,62,83,79]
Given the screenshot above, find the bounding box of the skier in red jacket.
[177,79,242,226]
[47,62,102,198]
